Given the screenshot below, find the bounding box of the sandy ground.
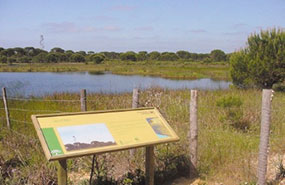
[69,153,285,185]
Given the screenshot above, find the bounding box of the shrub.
[137,51,147,61]
[159,52,179,61]
[230,28,285,88]
[0,56,7,63]
[210,49,226,62]
[32,52,48,63]
[70,53,85,63]
[18,56,32,63]
[273,82,285,92]
[216,96,249,131]
[90,54,105,64]
[216,96,242,108]
[120,52,137,61]
[147,51,160,60]
[7,57,16,64]
[46,53,58,63]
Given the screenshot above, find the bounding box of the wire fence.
[7,97,98,102]
[1,89,283,128]
[10,129,39,142]
[1,87,284,183]
[7,97,81,102]
[0,88,108,131]
[9,118,33,125]
[0,107,63,113]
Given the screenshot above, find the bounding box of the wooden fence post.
[81,89,98,185]
[2,87,10,129]
[145,145,154,185]
[257,89,273,185]
[130,88,139,156]
[132,88,139,109]
[80,89,87,112]
[189,90,198,176]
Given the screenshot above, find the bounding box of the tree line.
[0,47,229,64]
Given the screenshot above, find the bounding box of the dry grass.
[0,88,285,184]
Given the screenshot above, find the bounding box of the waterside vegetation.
[0,61,230,80]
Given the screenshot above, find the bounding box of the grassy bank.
[1,88,285,184]
[0,61,230,80]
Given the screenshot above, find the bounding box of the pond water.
[0,72,231,96]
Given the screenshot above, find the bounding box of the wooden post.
[58,159,67,185]
[257,89,273,185]
[81,89,97,184]
[132,88,139,109]
[130,88,139,156]
[80,89,87,112]
[145,146,154,185]
[2,87,10,129]
[189,90,198,175]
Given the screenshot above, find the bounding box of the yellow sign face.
[31,108,179,161]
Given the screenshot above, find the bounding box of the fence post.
[257,89,273,185]
[189,90,198,176]
[81,89,98,185]
[132,88,139,109]
[130,88,139,156]
[2,87,10,129]
[80,89,87,112]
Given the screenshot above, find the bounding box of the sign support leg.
[58,159,67,185]
[145,146,154,185]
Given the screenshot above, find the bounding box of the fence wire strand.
[10,129,38,142]
[86,100,97,102]
[4,107,62,113]
[10,119,33,125]
[7,97,80,102]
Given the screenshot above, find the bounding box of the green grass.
[0,61,230,80]
[1,88,284,184]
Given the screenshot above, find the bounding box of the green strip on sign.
[42,128,64,156]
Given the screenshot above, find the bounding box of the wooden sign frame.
[31,107,179,161]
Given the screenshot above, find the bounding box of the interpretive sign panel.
[31,108,179,161]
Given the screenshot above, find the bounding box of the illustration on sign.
[146,117,171,139]
[57,123,116,151]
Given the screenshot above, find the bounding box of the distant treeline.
[0,47,230,64]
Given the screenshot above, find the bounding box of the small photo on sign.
[57,123,116,151]
[146,117,170,139]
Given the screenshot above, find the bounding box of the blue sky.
[0,0,284,53]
